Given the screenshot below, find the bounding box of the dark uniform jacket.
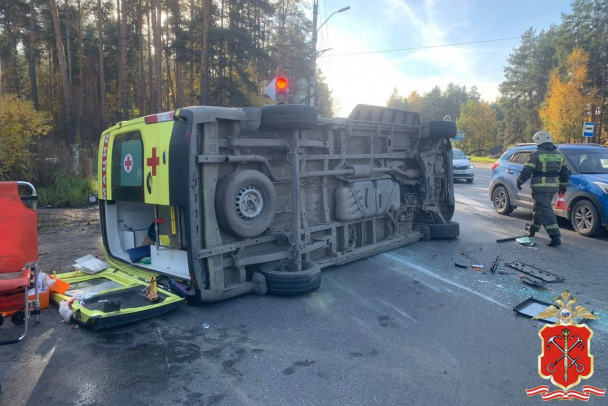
[518,143,570,192]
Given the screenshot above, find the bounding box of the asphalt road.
[1,167,607,406]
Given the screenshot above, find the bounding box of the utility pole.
[310,3,350,108]
[310,0,318,108]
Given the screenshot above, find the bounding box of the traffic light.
[275,76,289,104]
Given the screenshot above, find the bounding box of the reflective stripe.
[524,162,536,168]
[545,223,559,230]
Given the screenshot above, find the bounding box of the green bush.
[37,173,97,208]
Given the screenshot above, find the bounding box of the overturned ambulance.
[55,104,459,328]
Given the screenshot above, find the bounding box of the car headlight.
[593,182,608,194]
[468,165,474,169]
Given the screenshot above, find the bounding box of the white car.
[452,149,474,183]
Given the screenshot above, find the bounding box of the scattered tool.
[496,235,529,243]
[454,262,468,269]
[471,264,484,272]
[490,256,500,273]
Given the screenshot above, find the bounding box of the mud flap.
[50,268,184,330]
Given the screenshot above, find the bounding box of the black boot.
[525,223,535,237]
[547,235,561,247]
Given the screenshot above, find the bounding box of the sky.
[311,0,573,117]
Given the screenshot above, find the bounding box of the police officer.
[517,130,570,247]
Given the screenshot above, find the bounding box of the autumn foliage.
[0,94,51,180]
[539,48,596,144]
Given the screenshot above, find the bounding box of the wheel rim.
[494,189,507,211]
[574,204,594,231]
[235,185,263,221]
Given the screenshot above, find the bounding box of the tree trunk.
[28,0,39,110]
[146,0,155,113]
[152,0,163,112]
[137,0,146,115]
[77,0,84,141]
[117,0,128,119]
[97,0,106,129]
[174,2,182,107]
[49,0,74,145]
[189,0,195,105]
[117,0,124,120]
[200,0,211,105]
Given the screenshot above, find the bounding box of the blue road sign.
[583,122,595,137]
[451,131,465,141]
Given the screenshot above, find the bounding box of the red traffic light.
[276,77,288,90]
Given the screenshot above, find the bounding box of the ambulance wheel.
[259,104,318,131]
[259,260,321,296]
[11,311,25,325]
[216,170,277,238]
[0,314,4,326]
[428,120,457,138]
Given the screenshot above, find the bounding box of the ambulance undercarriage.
[55,104,458,328]
[107,104,457,301]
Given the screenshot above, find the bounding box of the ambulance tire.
[424,120,457,138]
[259,104,318,131]
[0,314,4,326]
[216,170,277,238]
[417,221,460,240]
[259,260,322,296]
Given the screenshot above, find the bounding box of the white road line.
[378,299,419,323]
[454,193,493,212]
[381,253,511,310]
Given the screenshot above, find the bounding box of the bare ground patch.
[37,206,105,273]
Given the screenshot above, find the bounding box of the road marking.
[381,253,511,310]
[378,299,419,323]
[454,193,493,212]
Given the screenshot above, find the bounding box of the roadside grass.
[470,156,497,163]
[38,173,97,208]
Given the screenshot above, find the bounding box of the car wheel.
[259,104,318,131]
[466,178,473,183]
[571,199,601,237]
[215,170,277,238]
[492,185,514,215]
[259,260,322,296]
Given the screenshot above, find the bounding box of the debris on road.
[454,262,468,269]
[504,261,565,283]
[496,235,529,243]
[513,297,558,323]
[490,256,500,273]
[471,264,484,272]
[515,237,536,247]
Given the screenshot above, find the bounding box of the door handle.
[505,169,514,174]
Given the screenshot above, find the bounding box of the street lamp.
[310,2,350,107]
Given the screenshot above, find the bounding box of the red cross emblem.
[147,147,160,176]
[123,153,134,173]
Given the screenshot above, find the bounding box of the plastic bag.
[58,298,75,322]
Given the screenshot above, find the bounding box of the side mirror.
[466,156,472,160]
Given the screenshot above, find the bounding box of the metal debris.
[513,297,558,323]
[505,261,565,283]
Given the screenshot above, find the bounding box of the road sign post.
[583,122,595,138]
[452,131,465,141]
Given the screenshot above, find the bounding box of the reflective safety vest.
[518,144,570,191]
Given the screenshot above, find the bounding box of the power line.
[322,36,522,58]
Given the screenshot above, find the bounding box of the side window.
[112,131,144,202]
[509,151,532,165]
